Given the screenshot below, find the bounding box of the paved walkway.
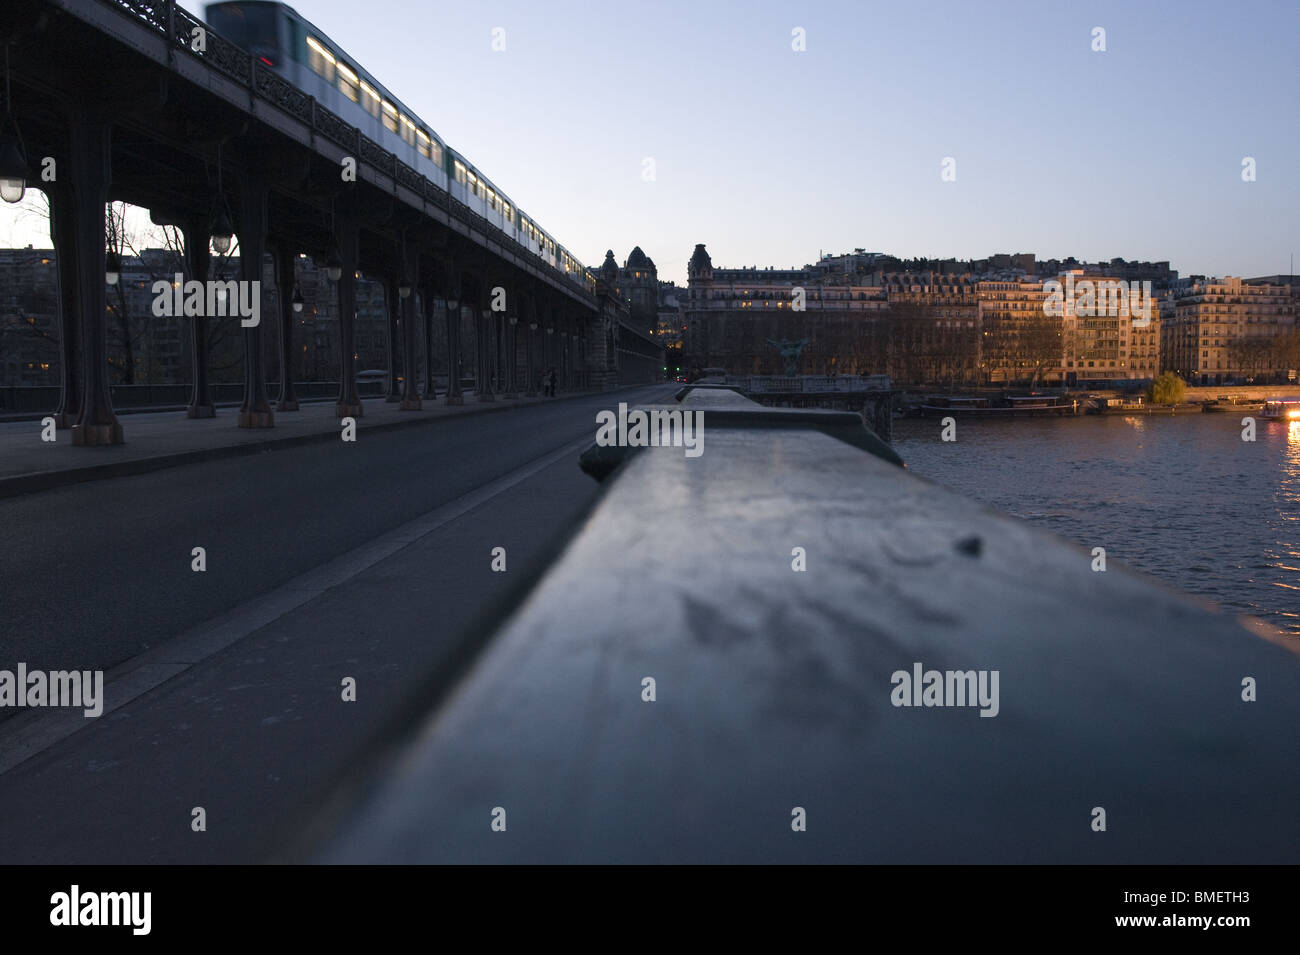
[0,427,611,862]
[0,388,599,497]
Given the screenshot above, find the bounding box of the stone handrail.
[301,388,1300,863]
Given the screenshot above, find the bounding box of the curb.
[0,388,622,501]
[0,394,347,423]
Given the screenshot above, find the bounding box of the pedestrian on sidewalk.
[547,368,558,397]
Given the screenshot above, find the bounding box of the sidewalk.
[0,428,607,862]
[0,388,602,498]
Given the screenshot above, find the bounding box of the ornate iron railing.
[92,0,595,306]
[253,62,312,124]
[106,0,166,31]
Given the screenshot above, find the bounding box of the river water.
[892,413,1300,636]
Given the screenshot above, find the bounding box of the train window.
[306,37,335,82]
[503,204,512,223]
[454,161,466,185]
[430,141,443,168]
[416,129,432,159]
[359,81,381,118]
[336,62,359,103]
[486,188,496,208]
[400,116,417,146]
[381,100,399,133]
[466,171,478,196]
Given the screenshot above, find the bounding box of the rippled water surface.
[893,413,1300,635]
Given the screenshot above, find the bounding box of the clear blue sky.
[4,0,1297,283]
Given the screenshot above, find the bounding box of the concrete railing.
[303,388,1300,863]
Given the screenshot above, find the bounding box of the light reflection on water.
[893,413,1300,635]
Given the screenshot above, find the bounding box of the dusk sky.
[3,0,1297,282]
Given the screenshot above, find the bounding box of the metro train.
[202,1,592,292]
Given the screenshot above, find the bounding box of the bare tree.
[983,308,1062,387]
[1270,330,1300,376]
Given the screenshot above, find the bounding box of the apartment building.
[1164,277,1295,383]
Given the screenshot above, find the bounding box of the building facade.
[590,250,663,387]
[683,243,890,377]
[1163,277,1296,384]
[0,247,60,388]
[1055,271,1163,387]
[681,244,1182,388]
[600,247,660,336]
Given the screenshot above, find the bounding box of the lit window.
[382,100,399,133]
[416,128,432,159]
[454,161,467,185]
[400,115,417,146]
[336,62,359,102]
[307,37,335,82]
[359,81,381,118]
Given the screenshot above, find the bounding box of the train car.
[446,148,512,235]
[202,2,589,291]
[204,1,449,194]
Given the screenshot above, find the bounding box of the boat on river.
[1088,396,1151,414]
[1203,394,1266,413]
[918,394,1080,417]
[1261,397,1300,420]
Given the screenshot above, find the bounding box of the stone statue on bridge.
[767,339,810,376]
